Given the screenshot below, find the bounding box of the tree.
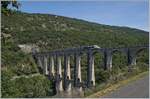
[1,1,21,15]
[1,1,20,9]
[1,1,11,9]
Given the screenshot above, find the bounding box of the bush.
[95,69,110,84]
[1,69,20,98]
[1,73,55,98]
[136,63,149,72]
[12,55,38,75]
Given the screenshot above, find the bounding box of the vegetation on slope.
[1,11,149,98]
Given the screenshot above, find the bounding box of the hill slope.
[2,12,148,50]
[1,12,149,98]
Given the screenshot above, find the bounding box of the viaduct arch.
[32,45,149,96]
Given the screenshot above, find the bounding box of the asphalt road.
[102,74,149,98]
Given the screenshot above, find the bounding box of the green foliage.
[1,70,55,98]
[1,69,18,97]
[95,69,110,84]
[1,12,148,50]
[12,55,38,75]
[136,63,149,72]
[1,1,20,15]
[1,12,149,97]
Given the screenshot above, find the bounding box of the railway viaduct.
[32,45,148,96]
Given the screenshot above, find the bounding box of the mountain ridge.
[2,12,148,45]
[20,11,149,32]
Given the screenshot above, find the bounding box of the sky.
[19,0,149,31]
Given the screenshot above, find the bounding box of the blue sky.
[19,1,149,31]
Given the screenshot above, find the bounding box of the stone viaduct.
[32,45,148,96]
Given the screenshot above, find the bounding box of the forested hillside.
[1,11,149,98]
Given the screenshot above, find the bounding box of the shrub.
[1,74,55,98]
[95,69,110,84]
[12,55,38,75]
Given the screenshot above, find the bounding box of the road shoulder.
[87,71,149,98]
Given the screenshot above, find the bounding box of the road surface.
[102,74,149,98]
